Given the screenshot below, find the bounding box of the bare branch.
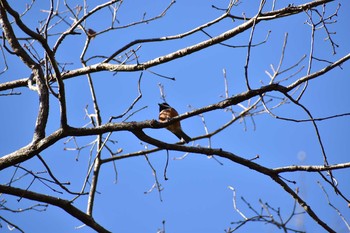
[0,215,25,233]
[0,185,111,233]
[274,162,350,173]
[318,181,350,231]
[0,0,49,141]
[0,1,348,232]
[53,0,121,53]
[130,129,336,232]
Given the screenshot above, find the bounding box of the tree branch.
[0,0,49,141]
[274,162,350,173]
[130,129,335,233]
[0,77,346,171]
[0,185,111,233]
[0,0,336,93]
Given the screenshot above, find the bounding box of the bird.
[158,102,191,143]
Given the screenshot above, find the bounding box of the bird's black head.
[158,102,171,111]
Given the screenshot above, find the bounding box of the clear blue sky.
[1,0,350,232]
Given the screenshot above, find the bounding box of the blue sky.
[1,0,350,232]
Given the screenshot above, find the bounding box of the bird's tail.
[174,130,191,143]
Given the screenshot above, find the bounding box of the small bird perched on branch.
[158,102,191,143]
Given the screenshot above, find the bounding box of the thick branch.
[0,1,343,94]
[131,129,335,233]
[0,185,110,233]
[0,80,341,170]
[274,162,350,173]
[0,0,49,141]
[0,128,65,171]
[1,0,68,127]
